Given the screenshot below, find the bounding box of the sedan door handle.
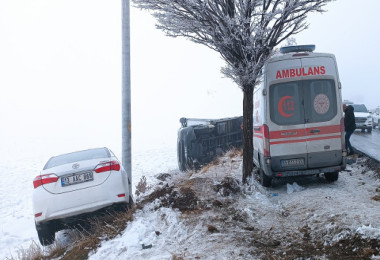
[310,129,320,134]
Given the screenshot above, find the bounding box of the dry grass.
[6,239,69,260]
[371,194,380,202]
[10,207,136,260]
[226,148,243,158]
[200,157,220,174]
[47,241,66,259]
[178,178,199,188]
[6,241,44,260]
[200,148,242,174]
[135,175,150,196]
[60,235,99,260]
[61,208,135,260]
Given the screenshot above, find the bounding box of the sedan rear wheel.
[36,222,55,246]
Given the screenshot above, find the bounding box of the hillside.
[88,150,380,259]
[17,150,380,260]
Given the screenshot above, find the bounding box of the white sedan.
[32,147,133,245]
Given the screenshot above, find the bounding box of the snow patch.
[89,207,186,260]
[286,182,305,194]
[357,225,380,239]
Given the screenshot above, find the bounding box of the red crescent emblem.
[278,96,295,118]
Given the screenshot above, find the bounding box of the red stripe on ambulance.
[270,134,340,145]
[254,124,341,144]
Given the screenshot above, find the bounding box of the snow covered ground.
[0,137,177,260]
[1,140,379,259]
[89,152,380,259]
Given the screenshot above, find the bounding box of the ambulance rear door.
[301,56,342,168]
[266,58,308,171]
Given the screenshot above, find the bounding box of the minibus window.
[269,82,304,125]
[304,79,337,123]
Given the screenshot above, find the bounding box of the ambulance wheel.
[324,171,339,182]
[259,168,272,187]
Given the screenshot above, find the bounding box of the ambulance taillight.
[263,124,270,157]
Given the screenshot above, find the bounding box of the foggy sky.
[1,0,379,156]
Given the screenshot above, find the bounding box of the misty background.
[0,0,379,161]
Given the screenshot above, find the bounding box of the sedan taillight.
[94,161,120,173]
[33,174,59,189]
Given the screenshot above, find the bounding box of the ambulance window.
[269,82,304,125]
[304,79,337,123]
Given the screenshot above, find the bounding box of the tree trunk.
[242,86,254,184]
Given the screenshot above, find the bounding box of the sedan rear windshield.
[44,148,110,170]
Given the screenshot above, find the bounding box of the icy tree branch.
[133,0,332,90]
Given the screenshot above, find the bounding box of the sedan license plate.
[281,158,304,167]
[61,171,94,187]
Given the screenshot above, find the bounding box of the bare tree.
[133,0,332,183]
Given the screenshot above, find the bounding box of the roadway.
[351,128,380,162]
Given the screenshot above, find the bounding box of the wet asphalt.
[351,127,380,162]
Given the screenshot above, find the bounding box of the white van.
[350,104,372,133]
[253,45,346,187]
[343,101,372,132]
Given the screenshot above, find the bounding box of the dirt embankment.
[20,151,380,260]
[135,151,380,259]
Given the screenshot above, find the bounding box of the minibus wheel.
[324,171,339,182]
[177,139,196,171]
[177,140,187,171]
[259,168,272,187]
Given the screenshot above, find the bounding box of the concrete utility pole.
[122,0,131,185]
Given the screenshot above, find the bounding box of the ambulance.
[253,45,346,187]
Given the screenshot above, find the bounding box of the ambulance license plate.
[281,158,304,167]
